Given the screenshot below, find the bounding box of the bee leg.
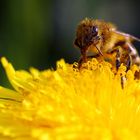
[126,55,132,71]
[120,55,132,89]
[115,49,125,89]
[78,49,87,69]
[134,70,140,79]
[78,57,83,69]
[116,49,121,70]
[120,74,125,89]
[120,73,125,89]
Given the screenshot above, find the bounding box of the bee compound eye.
[92,26,98,37]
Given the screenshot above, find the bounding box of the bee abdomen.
[131,54,140,65]
[125,42,140,65]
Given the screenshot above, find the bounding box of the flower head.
[0,57,140,140]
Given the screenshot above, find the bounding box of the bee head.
[74,20,100,50]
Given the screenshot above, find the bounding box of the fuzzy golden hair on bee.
[74,18,140,72]
[75,18,116,51]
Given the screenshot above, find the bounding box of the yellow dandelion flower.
[0,57,140,140]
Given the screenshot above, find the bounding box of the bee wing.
[112,30,140,42]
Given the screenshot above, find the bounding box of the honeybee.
[74,18,140,71]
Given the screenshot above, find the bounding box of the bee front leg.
[78,48,87,69]
[78,57,83,69]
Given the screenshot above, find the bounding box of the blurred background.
[0,0,140,86]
